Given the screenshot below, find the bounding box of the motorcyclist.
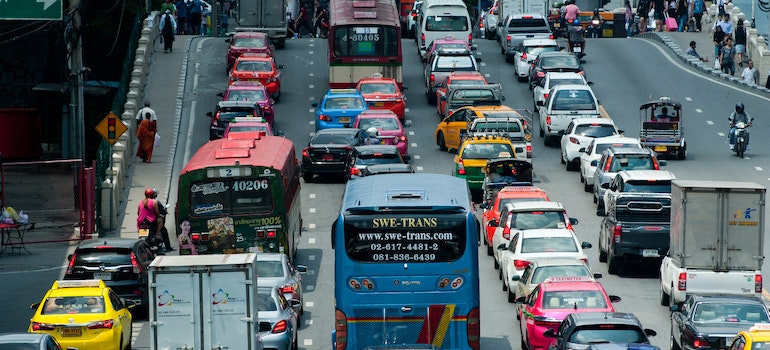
[137,188,174,252]
[728,103,752,150]
[568,19,586,53]
[365,127,381,145]
[588,9,603,38]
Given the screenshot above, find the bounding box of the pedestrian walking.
[625,1,634,37]
[713,24,725,60]
[653,0,665,31]
[637,0,651,33]
[734,19,747,66]
[135,101,157,128]
[675,0,687,31]
[719,36,736,75]
[294,5,313,38]
[188,0,203,35]
[691,0,705,32]
[159,10,177,52]
[175,0,188,34]
[311,0,327,38]
[137,112,157,163]
[740,60,759,85]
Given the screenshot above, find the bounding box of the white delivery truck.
[660,180,766,306]
[236,0,289,48]
[148,254,264,350]
[497,0,549,26]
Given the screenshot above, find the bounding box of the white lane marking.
[309,132,314,137]
[309,96,314,100]
[309,84,315,89]
[309,73,314,77]
[309,51,314,54]
[309,208,316,213]
[306,319,314,325]
[405,108,410,113]
[480,62,487,67]
[755,167,764,171]
[416,166,424,171]
[309,223,316,229]
[0,265,68,275]
[304,339,313,346]
[183,101,197,164]
[685,97,692,101]
[717,132,725,136]
[706,120,713,125]
[306,301,314,307]
[408,131,415,135]
[309,193,316,198]
[309,109,315,113]
[413,155,421,160]
[484,73,491,77]
[308,237,317,244]
[695,108,703,113]
[411,143,418,147]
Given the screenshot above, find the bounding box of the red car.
[355,75,407,122]
[228,53,284,102]
[480,186,549,255]
[226,32,275,72]
[421,35,474,62]
[353,110,409,158]
[517,276,620,350]
[435,72,488,118]
[223,118,274,138]
[221,81,275,125]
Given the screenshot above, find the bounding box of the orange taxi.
[226,31,275,72]
[480,186,549,253]
[228,53,284,102]
[435,72,488,118]
[356,74,406,122]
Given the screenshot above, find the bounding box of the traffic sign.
[0,0,63,20]
[95,112,128,145]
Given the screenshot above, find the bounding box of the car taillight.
[545,116,551,126]
[756,274,763,293]
[302,148,310,157]
[336,310,349,350]
[513,260,530,270]
[502,227,511,240]
[543,92,549,99]
[549,34,554,39]
[31,322,56,331]
[692,338,710,348]
[467,33,473,46]
[350,167,361,177]
[569,137,579,144]
[678,272,687,291]
[211,112,220,126]
[319,114,332,121]
[66,254,76,275]
[604,156,612,171]
[457,159,465,175]
[272,319,288,333]
[429,74,435,86]
[87,320,114,329]
[421,33,425,46]
[526,144,532,155]
[521,53,527,61]
[479,20,484,28]
[533,317,561,326]
[612,224,622,244]
[399,135,407,142]
[281,285,295,294]
[506,34,511,42]
[467,307,480,350]
[652,157,660,170]
[130,252,142,274]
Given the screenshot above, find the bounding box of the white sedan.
[532,72,587,111]
[497,228,592,291]
[513,39,559,82]
[560,118,621,171]
[578,136,641,193]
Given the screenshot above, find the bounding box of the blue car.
[312,89,368,131]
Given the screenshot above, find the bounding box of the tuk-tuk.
[639,97,686,160]
[481,158,533,205]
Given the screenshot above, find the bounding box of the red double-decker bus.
[328,0,403,89]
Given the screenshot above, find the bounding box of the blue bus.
[331,174,481,350]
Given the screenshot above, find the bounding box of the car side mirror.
[290,299,301,308]
[311,102,319,107]
[488,219,498,226]
[402,86,408,91]
[590,160,598,166]
[216,92,224,97]
[497,243,507,250]
[543,329,557,338]
[600,182,610,189]
[557,130,565,136]
[479,203,488,209]
[609,295,622,303]
[471,46,477,51]
[659,160,667,166]
[278,64,286,69]
[30,302,40,309]
[536,101,544,106]
[67,254,73,261]
[510,274,521,281]
[225,38,231,43]
[569,218,578,225]
[587,81,594,85]
[581,242,592,249]
[617,129,624,134]
[669,304,680,312]
[593,273,603,279]
[645,329,658,337]
[296,265,308,274]
[206,112,213,118]
[579,147,586,153]
[274,130,285,137]
[597,99,602,105]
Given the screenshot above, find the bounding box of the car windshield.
[325,97,365,109]
[228,125,269,134]
[552,90,596,111]
[233,37,266,47]
[531,265,591,283]
[500,197,546,208]
[226,89,267,101]
[520,237,578,253]
[472,121,521,132]
[541,55,580,69]
[73,249,131,266]
[550,78,585,87]
[355,153,402,165]
[623,181,671,193]
[425,16,469,31]
[42,296,106,315]
[525,45,558,56]
[568,327,647,344]
[357,118,400,131]
[693,303,770,323]
[609,156,653,171]
[257,292,278,311]
[257,261,284,278]
[460,143,514,159]
[542,290,607,309]
[236,60,272,72]
[511,211,566,230]
[574,124,616,138]
[450,78,486,86]
[311,133,355,145]
[359,83,397,94]
[218,107,258,122]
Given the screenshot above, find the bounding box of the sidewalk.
[116,34,195,249]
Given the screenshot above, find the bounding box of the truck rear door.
[679,190,724,269]
[151,272,198,350]
[204,269,257,350]
[724,190,764,270]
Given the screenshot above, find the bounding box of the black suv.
[528,51,584,90]
[301,128,369,182]
[347,145,405,180]
[208,100,265,140]
[544,312,657,350]
[64,238,156,317]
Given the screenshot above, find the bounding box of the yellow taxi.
[452,135,517,193]
[728,323,770,350]
[29,280,134,350]
[435,105,528,152]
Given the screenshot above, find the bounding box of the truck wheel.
[677,143,687,160]
[659,286,670,306]
[607,250,620,275]
[437,132,447,152]
[505,53,513,63]
[502,276,508,291]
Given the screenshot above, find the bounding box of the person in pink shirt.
[564,0,580,23]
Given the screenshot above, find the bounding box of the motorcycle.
[731,120,751,158]
[571,40,585,60]
[138,202,169,254]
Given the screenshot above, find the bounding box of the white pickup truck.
[466,116,531,160]
[659,180,766,306]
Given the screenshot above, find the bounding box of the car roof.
[522,38,558,46]
[355,145,401,154]
[255,253,288,261]
[539,51,578,58]
[546,72,586,79]
[604,147,655,155]
[358,110,399,117]
[571,118,615,126]
[592,136,640,145]
[518,228,576,238]
[324,89,363,98]
[77,238,141,250]
[567,312,643,326]
[217,100,259,108]
[227,81,267,89]
[688,294,767,304]
[617,170,676,181]
[550,84,594,92]
[529,257,590,267]
[504,201,565,212]
[0,333,53,344]
[541,278,604,292]
[239,53,272,59]
[358,76,398,84]
[365,163,415,174]
[314,128,360,135]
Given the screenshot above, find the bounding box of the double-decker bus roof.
[341,173,472,211]
[181,135,295,174]
[329,0,401,27]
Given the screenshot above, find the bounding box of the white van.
[416,0,472,57]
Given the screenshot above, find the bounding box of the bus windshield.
[189,179,273,216]
[333,26,399,57]
[343,213,467,262]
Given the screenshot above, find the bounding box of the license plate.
[572,47,582,53]
[642,249,660,258]
[138,228,149,237]
[373,102,385,107]
[322,154,334,161]
[654,146,668,152]
[94,272,112,280]
[61,327,82,337]
[338,117,351,123]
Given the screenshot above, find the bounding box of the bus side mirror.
[331,220,337,249]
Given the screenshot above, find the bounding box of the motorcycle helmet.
[144,188,157,199]
[735,103,744,114]
[367,127,378,137]
[573,19,580,25]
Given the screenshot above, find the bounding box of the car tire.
[678,142,687,160]
[437,132,448,152]
[560,153,566,164]
[599,246,607,262]
[543,136,552,147]
[584,182,593,193]
[596,199,604,215]
[660,286,670,306]
[302,171,313,183]
[293,331,299,350]
[539,128,544,137]
[670,326,681,350]
[607,249,621,275]
[487,243,493,256]
[505,53,513,63]
[520,333,528,350]
[507,288,516,303]
[566,159,578,171]
[593,193,598,203]
[502,276,507,291]
[579,173,585,183]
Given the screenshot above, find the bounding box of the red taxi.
[480,186,549,255]
[355,74,407,121]
[422,35,474,62]
[517,276,621,350]
[226,31,275,72]
[435,72,488,118]
[353,110,409,158]
[223,117,274,138]
[221,81,275,125]
[228,53,284,102]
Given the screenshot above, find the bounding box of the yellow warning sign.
[95,112,128,145]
